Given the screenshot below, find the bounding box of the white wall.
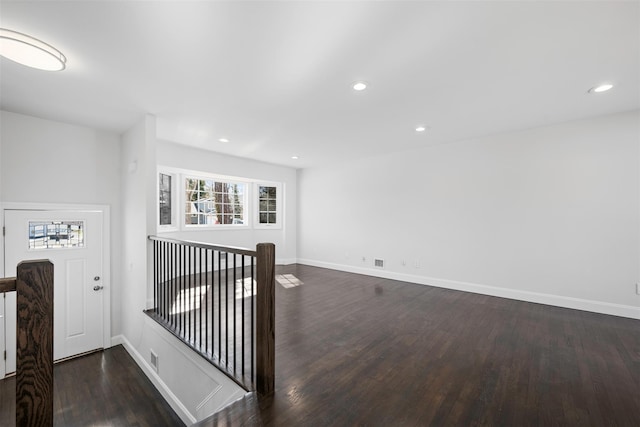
[0,111,121,206]
[298,110,640,319]
[156,139,297,264]
[0,110,122,332]
[119,115,155,348]
[118,118,245,425]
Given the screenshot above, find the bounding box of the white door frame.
[1,202,112,377]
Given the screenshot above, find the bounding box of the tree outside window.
[185,177,245,225]
[258,185,277,225]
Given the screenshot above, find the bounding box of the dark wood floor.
[0,345,185,427]
[199,264,640,426]
[2,264,639,426]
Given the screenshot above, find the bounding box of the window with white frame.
[256,183,281,228]
[158,171,178,229]
[159,172,173,226]
[157,166,283,230]
[185,177,247,226]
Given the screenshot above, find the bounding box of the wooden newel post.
[256,243,275,395]
[16,260,54,427]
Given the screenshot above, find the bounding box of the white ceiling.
[1,1,638,169]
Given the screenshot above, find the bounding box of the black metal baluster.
[225,252,229,369]
[157,241,161,318]
[191,245,195,344]
[154,240,164,316]
[166,241,170,321]
[212,249,216,359]
[184,245,188,340]
[218,250,222,363]
[168,242,173,321]
[153,241,157,314]
[188,245,192,342]
[192,246,196,344]
[251,257,255,386]
[241,254,245,380]
[176,243,180,331]
[204,249,213,356]
[195,246,198,346]
[198,247,202,351]
[158,241,161,316]
[183,244,187,337]
[166,242,170,323]
[184,244,188,338]
[160,241,165,319]
[233,253,237,374]
[181,244,186,335]
[192,247,195,347]
[196,247,198,345]
[171,242,175,327]
[170,242,175,325]
[175,242,179,327]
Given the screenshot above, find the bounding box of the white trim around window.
[254,182,282,229]
[183,175,249,229]
[157,170,178,231]
[157,166,283,232]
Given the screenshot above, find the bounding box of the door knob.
[94,276,100,281]
[93,285,103,291]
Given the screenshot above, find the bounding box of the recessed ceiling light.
[0,28,66,71]
[589,83,613,93]
[352,81,368,91]
[218,138,229,143]
[415,126,428,132]
[291,156,299,160]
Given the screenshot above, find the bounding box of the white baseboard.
[296,258,640,320]
[111,335,197,426]
[277,258,297,265]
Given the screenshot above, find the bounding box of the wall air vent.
[374,258,384,268]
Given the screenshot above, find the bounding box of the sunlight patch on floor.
[236,277,257,299]
[276,274,303,288]
[171,285,209,314]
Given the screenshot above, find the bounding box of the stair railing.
[146,236,275,395]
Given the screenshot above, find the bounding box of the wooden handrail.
[148,235,257,257]
[0,277,16,293]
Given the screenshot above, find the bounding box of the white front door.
[3,209,105,374]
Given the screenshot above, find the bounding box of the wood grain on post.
[16,260,54,427]
[255,243,275,395]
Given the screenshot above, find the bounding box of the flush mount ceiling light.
[415,125,429,132]
[352,81,368,91]
[218,138,229,143]
[0,28,66,71]
[291,155,299,160]
[588,83,613,93]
